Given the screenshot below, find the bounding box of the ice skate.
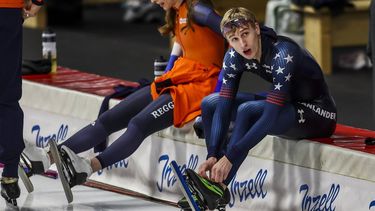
[177,195,200,211]
[185,168,229,211]
[17,164,33,193]
[21,141,51,175]
[49,139,92,203]
[171,161,229,211]
[1,177,20,207]
[59,145,93,187]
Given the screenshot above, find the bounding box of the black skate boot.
[21,141,51,176]
[1,177,20,207]
[185,169,230,210]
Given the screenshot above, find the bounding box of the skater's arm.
[206,48,244,158]
[23,0,43,19]
[192,2,222,35]
[164,42,182,72]
[225,42,299,166]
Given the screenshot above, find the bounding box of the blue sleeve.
[192,2,222,35]
[164,55,179,72]
[266,42,299,105]
[207,48,245,158]
[214,69,224,92]
[225,42,300,164]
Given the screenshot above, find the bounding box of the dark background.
[22,5,375,130]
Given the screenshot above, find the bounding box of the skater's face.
[225,21,261,60]
[150,0,181,10]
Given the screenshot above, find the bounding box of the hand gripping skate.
[48,139,73,203]
[171,160,229,211]
[170,160,203,211]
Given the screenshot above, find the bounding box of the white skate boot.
[48,141,93,203]
[59,145,93,187]
[21,141,51,175]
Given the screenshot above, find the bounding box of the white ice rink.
[0,171,178,211]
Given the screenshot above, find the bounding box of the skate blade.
[3,196,18,209]
[170,161,202,211]
[18,165,34,193]
[49,139,73,203]
[20,153,36,177]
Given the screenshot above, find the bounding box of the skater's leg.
[61,85,153,154]
[58,93,174,186]
[94,93,174,169]
[0,103,24,178]
[21,87,153,177]
[201,92,257,157]
[0,8,24,206]
[223,101,295,185]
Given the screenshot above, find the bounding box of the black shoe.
[1,177,20,207]
[185,169,230,210]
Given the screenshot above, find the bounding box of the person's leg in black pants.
[0,8,24,204]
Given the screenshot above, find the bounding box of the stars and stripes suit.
[201,27,337,185]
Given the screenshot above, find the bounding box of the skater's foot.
[1,177,20,207]
[186,169,230,210]
[60,145,93,187]
[22,141,51,175]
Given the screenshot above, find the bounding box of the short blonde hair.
[220,7,257,36]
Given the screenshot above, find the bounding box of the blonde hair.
[158,0,214,36]
[220,7,257,36]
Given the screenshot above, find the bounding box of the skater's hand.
[198,157,217,179]
[23,1,42,19]
[210,156,232,183]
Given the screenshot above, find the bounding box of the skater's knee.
[127,117,147,138]
[128,116,142,129]
[96,115,113,132]
[201,93,219,113]
[237,101,263,118]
